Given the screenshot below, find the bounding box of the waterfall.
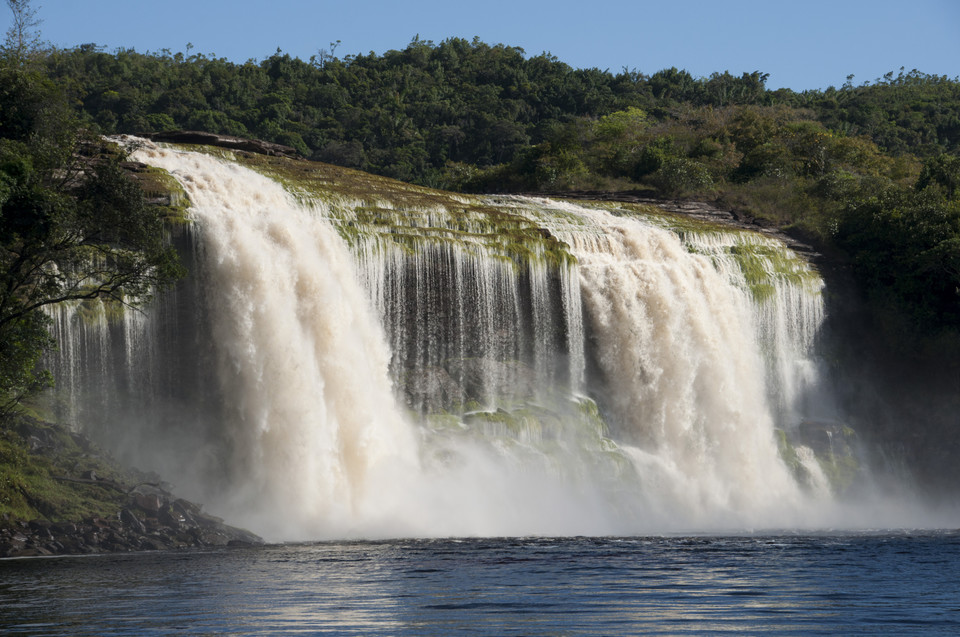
[45,140,842,539]
[514,199,815,517]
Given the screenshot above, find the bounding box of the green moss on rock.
[175,144,577,270]
[133,165,192,224]
[0,416,136,522]
[727,241,820,303]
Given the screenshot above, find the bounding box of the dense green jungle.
[1,22,959,530]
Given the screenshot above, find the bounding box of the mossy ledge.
[151,140,823,281]
[194,144,579,269]
[89,137,192,226]
[127,163,191,225]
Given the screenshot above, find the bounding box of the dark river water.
[2,532,958,635]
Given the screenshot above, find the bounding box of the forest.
[2,28,960,413]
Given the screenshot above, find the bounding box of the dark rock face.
[140,130,301,159]
[403,367,463,414]
[0,498,262,557]
[400,358,543,415]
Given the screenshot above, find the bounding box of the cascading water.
[46,139,850,539]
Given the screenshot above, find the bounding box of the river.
[2,532,958,635]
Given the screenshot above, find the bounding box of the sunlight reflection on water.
[1,533,959,635]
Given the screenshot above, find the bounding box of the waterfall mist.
[44,141,958,539]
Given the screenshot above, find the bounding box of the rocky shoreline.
[0,494,262,559]
[0,500,263,558]
[0,417,263,559]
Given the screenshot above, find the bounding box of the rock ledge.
[139,130,301,159]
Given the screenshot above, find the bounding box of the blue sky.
[11,0,960,91]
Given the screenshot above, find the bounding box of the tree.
[1,0,43,66]
[0,61,183,418]
[835,185,960,329]
[916,153,960,198]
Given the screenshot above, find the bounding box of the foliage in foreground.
[0,62,183,418]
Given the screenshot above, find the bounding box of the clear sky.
[9,0,960,91]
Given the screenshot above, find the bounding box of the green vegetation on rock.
[726,241,821,303]
[776,424,861,495]
[192,146,580,270]
[129,163,192,224]
[0,415,134,521]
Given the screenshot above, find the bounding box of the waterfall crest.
[47,141,844,538]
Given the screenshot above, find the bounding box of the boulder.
[119,508,146,535]
[134,492,165,513]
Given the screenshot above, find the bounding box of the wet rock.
[402,367,465,414]
[119,508,147,535]
[173,499,202,521]
[139,537,171,551]
[88,517,114,530]
[8,532,28,551]
[28,520,53,539]
[69,432,97,453]
[445,358,537,404]
[101,540,130,552]
[134,492,165,513]
[52,522,78,535]
[796,420,853,457]
[194,529,230,547]
[1,505,264,556]
[160,506,188,529]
